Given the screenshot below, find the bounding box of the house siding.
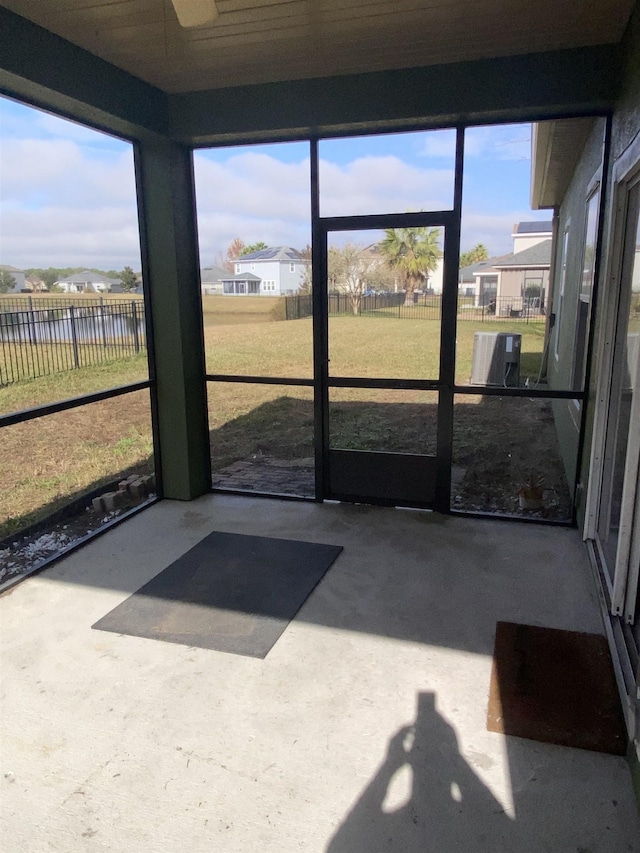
[575,3,640,533]
[540,7,640,798]
[547,118,607,491]
[512,233,552,252]
[497,268,522,300]
[277,262,305,294]
[592,3,640,798]
[2,269,26,293]
[236,259,305,295]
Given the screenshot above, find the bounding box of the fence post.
[100,304,108,350]
[69,305,80,368]
[132,301,140,353]
[28,295,36,345]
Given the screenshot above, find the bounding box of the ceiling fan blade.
[171,0,219,28]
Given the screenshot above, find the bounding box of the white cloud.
[418,124,531,162]
[1,206,141,269]
[460,211,546,256]
[194,151,312,263]
[194,150,455,264]
[463,124,532,162]
[1,138,136,207]
[0,131,140,269]
[416,129,458,159]
[36,112,121,145]
[0,98,537,272]
[318,156,454,216]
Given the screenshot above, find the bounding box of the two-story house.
[227,246,308,296]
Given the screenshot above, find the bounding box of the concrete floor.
[1,495,638,852]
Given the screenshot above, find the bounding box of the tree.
[379,227,442,303]
[328,243,373,316]
[224,237,246,272]
[364,257,397,293]
[120,266,137,291]
[25,267,84,289]
[297,244,312,294]
[242,241,268,256]
[41,269,60,289]
[0,270,16,293]
[460,243,489,269]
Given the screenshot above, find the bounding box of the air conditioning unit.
[470,332,521,387]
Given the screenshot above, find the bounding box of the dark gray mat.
[92,531,342,658]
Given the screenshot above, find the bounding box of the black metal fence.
[0,302,146,386]
[284,292,545,323]
[284,293,312,319]
[0,295,141,314]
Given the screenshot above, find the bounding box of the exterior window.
[235,264,240,274]
[290,263,295,272]
[251,264,255,271]
[572,188,600,391]
[554,228,569,360]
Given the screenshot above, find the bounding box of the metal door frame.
[310,132,464,511]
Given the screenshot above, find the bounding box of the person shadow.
[326,691,516,852]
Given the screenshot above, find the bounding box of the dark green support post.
[134,137,211,501]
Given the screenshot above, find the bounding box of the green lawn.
[1,311,560,541]
[206,315,546,385]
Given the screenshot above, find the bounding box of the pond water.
[0,307,145,346]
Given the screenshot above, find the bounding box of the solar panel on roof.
[518,221,553,233]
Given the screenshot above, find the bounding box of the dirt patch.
[452,396,573,519]
[209,393,573,520]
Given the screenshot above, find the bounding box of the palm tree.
[460,242,489,268]
[379,227,442,303]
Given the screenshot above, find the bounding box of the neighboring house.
[54,271,120,293]
[0,264,26,293]
[490,239,552,313]
[200,264,228,295]
[458,256,503,305]
[233,247,308,296]
[111,278,142,294]
[424,259,444,294]
[220,272,261,295]
[352,243,444,294]
[459,230,551,311]
[512,220,553,252]
[25,275,46,292]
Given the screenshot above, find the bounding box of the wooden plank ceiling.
[2,0,635,94]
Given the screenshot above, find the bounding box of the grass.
[0,389,154,540]
[0,309,561,541]
[207,315,546,386]
[0,353,149,416]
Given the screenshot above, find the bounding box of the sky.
[0,95,549,272]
